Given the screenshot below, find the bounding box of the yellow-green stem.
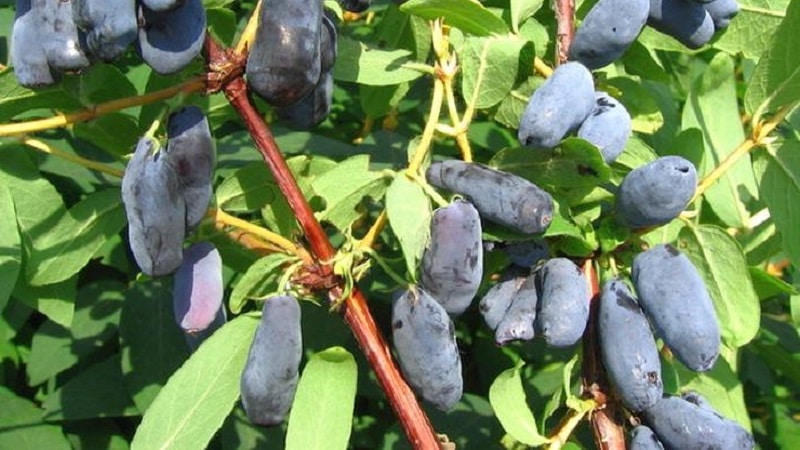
[534,57,554,77]
[546,406,592,450]
[211,208,310,262]
[406,78,444,174]
[21,137,124,177]
[0,77,205,137]
[357,210,388,251]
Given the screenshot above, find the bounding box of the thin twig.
[0,77,205,137]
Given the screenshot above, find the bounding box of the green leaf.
[749,266,799,299]
[229,254,293,314]
[603,77,664,134]
[311,155,390,230]
[676,352,751,430]
[753,140,800,267]
[385,175,431,280]
[400,0,509,36]
[488,364,549,447]
[216,163,280,213]
[73,113,142,158]
[0,387,72,450]
[61,64,137,106]
[613,135,658,171]
[792,295,800,330]
[460,36,529,110]
[12,277,77,328]
[26,189,127,286]
[334,37,426,86]
[286,347,358,450]
[0,183,21,312]
[510,0,543,33]
[493,75,541,129]
[120,279,190,413]
[42,355,139,421]
[0,145,67,249]
[27,281,125,386]
[744,0,800,120]
[715,0,791,60]
[0,70,82,122]
[489,138,611,190]
[678,225,760,348]
[130,315,259,450]
[682,52,756,228]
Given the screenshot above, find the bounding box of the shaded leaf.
[386,175,431,280]
[130,315,259,450]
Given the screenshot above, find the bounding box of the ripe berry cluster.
[11,0,206,87]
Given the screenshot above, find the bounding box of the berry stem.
[581,260,626,450]
[18,137,124,177]
[206,36,441,449]
[211,208,312,263]
[694,101,798,201]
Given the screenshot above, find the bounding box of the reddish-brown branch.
[205,37,440,449]
[581,260,626,450]
[555,0,575,65]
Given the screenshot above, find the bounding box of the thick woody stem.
[554,0,575,65]
[205,37,440,449]
[582,260,626,450]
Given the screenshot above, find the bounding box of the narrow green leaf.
[489,138,611,190]
[488,364,549,446]
[119,279,190,413]
[749,266,800,299]
[0,183,21,312]
[460,36,529,110]
[42,355,139,421]
[131,315,259,450]
[286,347,358,450]
[27,189,127,286]
[682,52,756,228]
[385,175,431,280]
[334,37,426,86]
[401,0,509,36]
[678,225,760,348]
[753,140,800,267]
[229,254,292,314]
[744,0,800,119]
[0,387,72,450]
